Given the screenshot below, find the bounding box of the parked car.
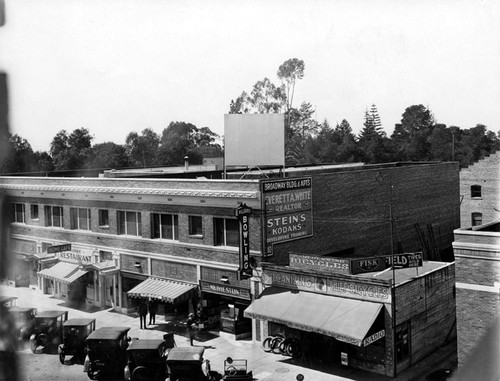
[58,318,96,364]
[124,333,176,381]
[0,295,18,308]
[164,346,214,381]
[222,357,253,380]
[83,327,131,380]
[29,310,68,354]
[8,306,37,342]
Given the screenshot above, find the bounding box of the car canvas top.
[127,339,166,351]
[86,326,130,341]
[63,318,95,327]
[166,346,205,362]
[8,306,36,313]
[35,310,68,319]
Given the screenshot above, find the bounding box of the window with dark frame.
[98,209,109,227]
[214,217,239,247]
[151,213,179,240]
[471,185,482,198]
[44,205,63,227]
[30,204,39,220]
[471,212,483,227]
[12,203,26,223]
[70,207,91,230]
[189,216,203,236]
[117,210,142,236]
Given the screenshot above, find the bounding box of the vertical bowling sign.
[235,203,253,279]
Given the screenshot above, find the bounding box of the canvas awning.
[244,287,384,346]
[127,277,197,304]
[38,261,88,284]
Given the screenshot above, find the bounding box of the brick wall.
[459,152,500,228]
[272,163,460,263]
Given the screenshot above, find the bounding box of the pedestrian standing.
[186,313,197,346]
[148,299,158,325]
[138,300,148,329]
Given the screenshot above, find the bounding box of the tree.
[125,128,160,167]
[277,58,305,117]
[391,105,435,161]
[0,134,35,174]
[50,128,93,171]
[358,105,389,163]
[85,142,131,170]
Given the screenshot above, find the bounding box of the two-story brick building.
[1,161,459,376]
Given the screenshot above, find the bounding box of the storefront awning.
[244,287,383,346]
[38,261,88,284]
[127,277,197,304]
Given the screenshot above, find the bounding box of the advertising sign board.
[262,177,313,256]
[235,203,252,279]
[289,254,350,274]
[47,243,72,254]
[350,252,423,274]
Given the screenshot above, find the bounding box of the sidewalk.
[1,285,456,381]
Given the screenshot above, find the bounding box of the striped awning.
[127,277,197,304]
[38,262,88,284]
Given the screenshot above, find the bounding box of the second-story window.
[189,216,203,236]
[70,208,91,230]
[99,209,109,227]
[472,212,483,227]
[214,217,239,247]
[117,211,142,236]
[471,185,482,198]
[30,204,39,220]
[44,206,63,227]
[152,213,179,240]
[12,203,26,223]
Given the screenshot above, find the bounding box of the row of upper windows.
[10,203,240,247]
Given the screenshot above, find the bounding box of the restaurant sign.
[200,280,251,300]
[262,177,313,256]
[47,244,72,254]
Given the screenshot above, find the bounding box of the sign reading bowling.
[235,203,252,279]
[262,177,313,256]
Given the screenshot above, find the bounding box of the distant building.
[459,151,500,228]
[2,161,459,378]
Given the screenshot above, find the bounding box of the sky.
[0,0,499,152]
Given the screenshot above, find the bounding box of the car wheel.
[131,365,150,381]
[262,336,273,352]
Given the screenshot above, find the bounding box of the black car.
[29,310,68,354]
[8,306,37,342]
[83,326,131,380]
[58,318,96,364]
[164,346,215,381]
[124,333,176,381]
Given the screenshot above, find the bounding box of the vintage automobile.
[29,310,68,354]
[0,295,18,308]
[124,333,176,381]
[221,357,253,381]
[58,318,96,364]
[8,306,37,342]
[164,346,214,381]
[83,326,131,380]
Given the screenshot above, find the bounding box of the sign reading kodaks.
[262,177,313,256]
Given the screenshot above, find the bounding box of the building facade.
[1,161,460,376]
[459,151,500,228]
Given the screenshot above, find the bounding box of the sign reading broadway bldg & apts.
[261,177,313,256]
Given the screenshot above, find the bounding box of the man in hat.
[138,300,148,329]
[186,313,197,346]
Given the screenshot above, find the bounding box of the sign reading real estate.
[262,177,313,256]
[235,203,252,278]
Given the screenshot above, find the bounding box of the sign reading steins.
[261,177,313,256]
[235,203,252,279]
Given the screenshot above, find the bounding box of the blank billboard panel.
[224,114,285,167]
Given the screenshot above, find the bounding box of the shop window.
[12,203,26,223]
[44,206,63,227]
[70,207,91,230]
[117,211,142,236]
[471,185,482,198]
[30,204,39,220]
[471,212,482,227]
[214,218,239,247]
[189,216,203,236]
[395,321,410,363]
[152,213,179,240]
[98,209,109,227]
